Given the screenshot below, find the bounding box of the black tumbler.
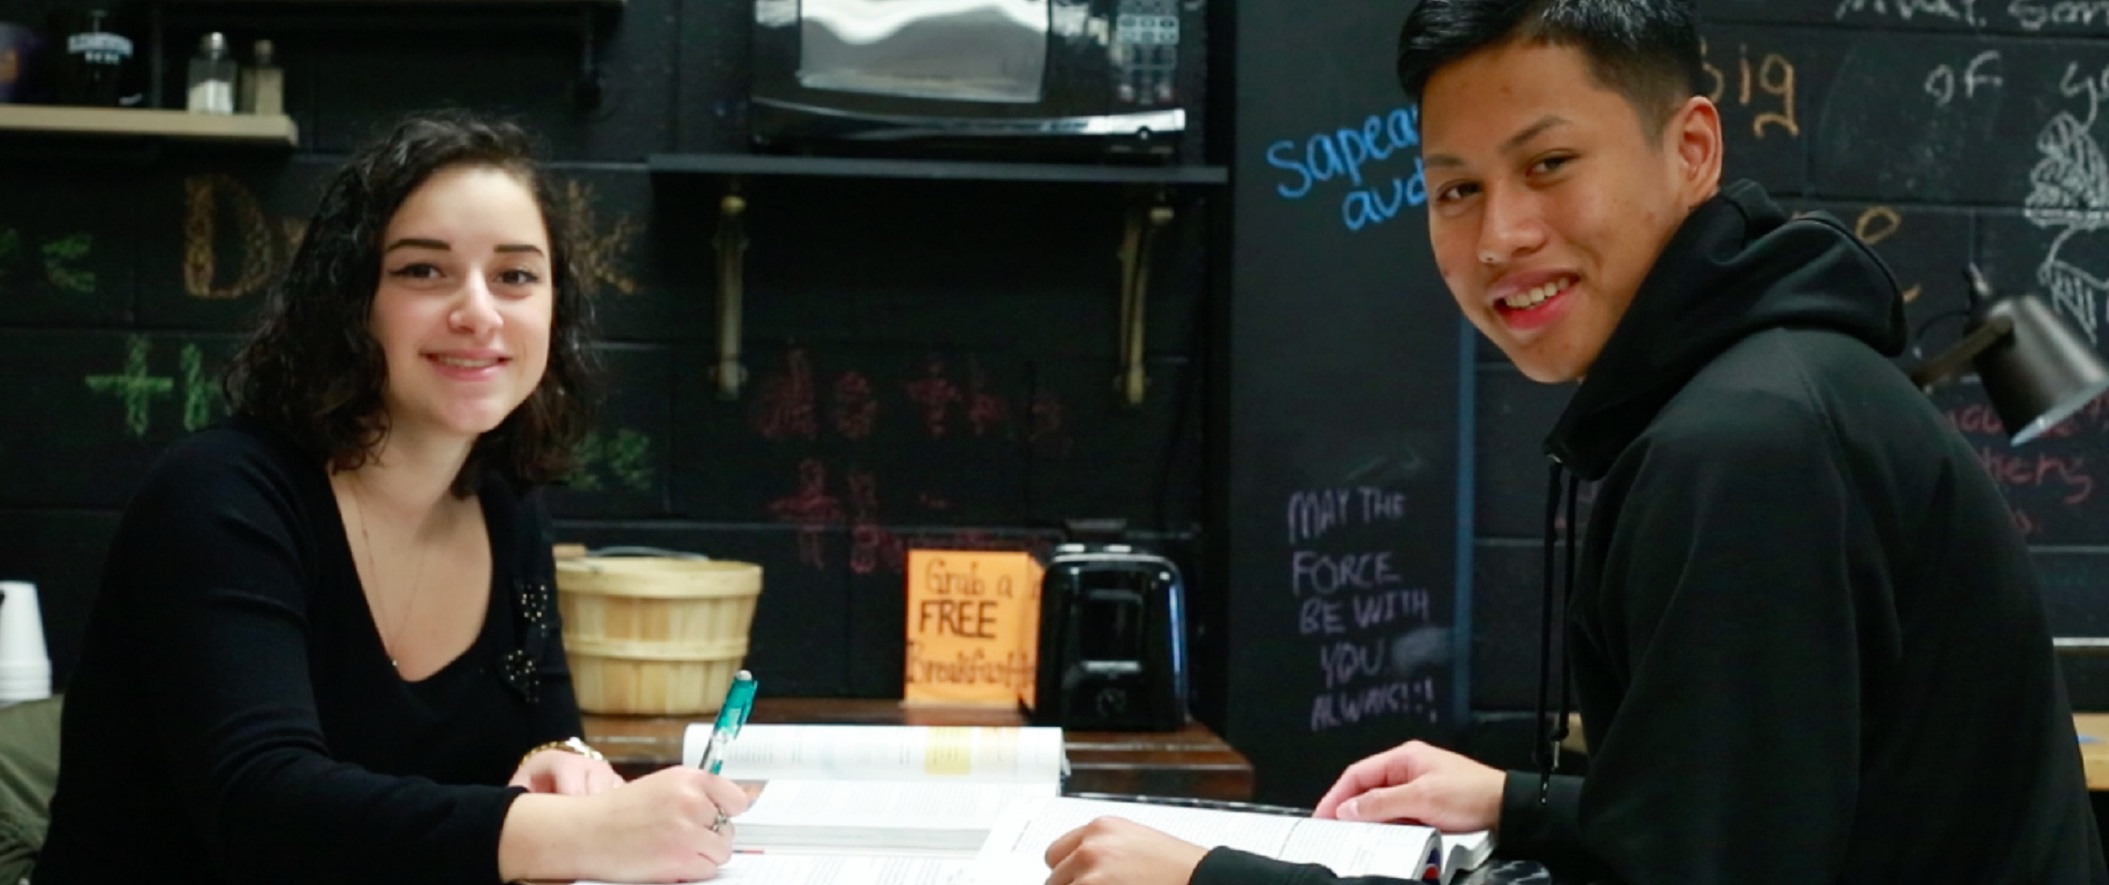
[48,8,140,107]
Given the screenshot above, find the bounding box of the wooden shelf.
[648,152,1229,187]
[0,106,298,147]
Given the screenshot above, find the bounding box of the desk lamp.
[1909,268,2109,657]
[1908,266,2109,445]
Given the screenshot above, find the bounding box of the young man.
[1038,1,2109,883]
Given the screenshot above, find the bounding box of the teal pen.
[697,669,758,775]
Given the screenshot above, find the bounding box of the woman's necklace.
[348,473,431,670]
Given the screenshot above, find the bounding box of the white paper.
[574,852,969,885]
[738,780,1060,853]
[967,797,1437,882]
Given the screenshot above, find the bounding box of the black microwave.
[748,0,1198,158]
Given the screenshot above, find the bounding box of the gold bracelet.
[519,736,606,769]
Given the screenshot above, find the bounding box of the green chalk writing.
[85,336,174,438]
[41,233,92,294]
[0,228,20,280]
[181,344,214,431]
[570,427,656,493]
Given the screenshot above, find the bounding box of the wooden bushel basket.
[555,556,762,715]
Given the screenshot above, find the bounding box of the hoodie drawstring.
[1536,460,1580,805]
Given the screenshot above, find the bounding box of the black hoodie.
[1191,182,2107,885]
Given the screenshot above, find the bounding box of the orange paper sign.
[903,549,1042,708]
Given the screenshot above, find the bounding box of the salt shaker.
[186,31,234,114]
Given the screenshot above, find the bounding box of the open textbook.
[679,723,1068,854]
[573,797,1492,885]
[636,724,1492,884]
[966,795,1493,885]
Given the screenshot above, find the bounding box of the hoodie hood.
[1543,180,1907,480]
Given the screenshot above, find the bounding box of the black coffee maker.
[1028,543,1188,731]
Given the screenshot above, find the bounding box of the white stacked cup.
[0,581,51,704]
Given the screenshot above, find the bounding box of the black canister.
[49,8,140,107]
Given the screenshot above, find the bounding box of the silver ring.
[711,810,729,834]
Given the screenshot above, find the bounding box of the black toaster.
[1029,543,1188,731]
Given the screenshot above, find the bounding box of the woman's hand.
[573,767,751,882]
[1043,816,1208,885]
[1311,740,1504,833]
[501,766,752,883]
[509,748,625,796]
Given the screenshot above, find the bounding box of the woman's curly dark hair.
[223,109,600,496]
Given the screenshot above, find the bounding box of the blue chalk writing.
[1264,106,1428,232]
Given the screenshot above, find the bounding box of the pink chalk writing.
[1974,445,2094,504]
[847,469,902,575]
[903,356,963,439]
[832,371,877,440]
[768,458,844,568]
[753,348,818,441]
[966,358,1012,438]
[1029,391,1071,458]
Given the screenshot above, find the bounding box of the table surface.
[583,697,1255,802]
[581,702,1592,881]
[2073,713,2109,790]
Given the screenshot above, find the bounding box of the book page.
[1277,817,1432,874]
[736,780,1061,853]
[743,780,1061,830]
[575,852,969,885]
[1442,830,1496,881]
[968,797,1438,881]
[684,724,1065,784]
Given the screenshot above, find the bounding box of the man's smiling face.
[1421,39,1714,383]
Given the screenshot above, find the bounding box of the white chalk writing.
[1837,0,1986,27]
[1285,486,1408,544]
[2011,0,2109,30]
[1925,50,2004,106]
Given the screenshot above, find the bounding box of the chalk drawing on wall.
[556,179,643,297]
[183,174,299,301]
[41,234,93,294]
[84,336,173,438]
[568,427,656,493]
[2027,64,2109,344]
[0,227,94,294]
[82,337,221,439]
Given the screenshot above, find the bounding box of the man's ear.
[1669,95,1724,205]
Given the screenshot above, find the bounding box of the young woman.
[36,111,746,885]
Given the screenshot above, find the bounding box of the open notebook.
[679,723,1068,854]
[965,796,1493,885]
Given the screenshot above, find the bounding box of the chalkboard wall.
[1223,0,1462,804]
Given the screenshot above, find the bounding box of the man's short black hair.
[1397,0,1705,136]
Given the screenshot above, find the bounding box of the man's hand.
[509,747,625,795]
[1043,816,1209,885]
[1311,740,1503,833]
